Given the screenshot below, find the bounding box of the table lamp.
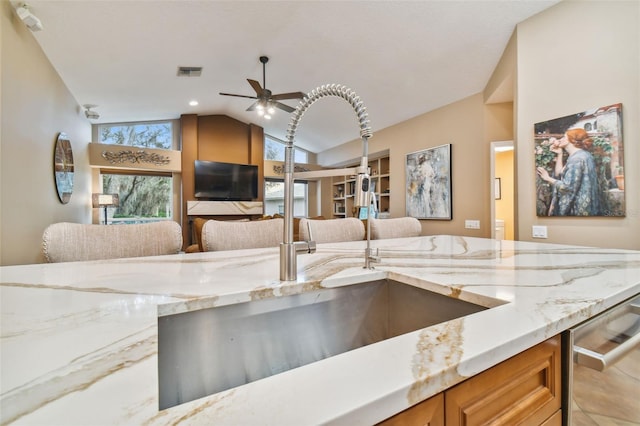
[92,193,119,225]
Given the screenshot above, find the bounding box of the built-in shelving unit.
[331,155,390,218]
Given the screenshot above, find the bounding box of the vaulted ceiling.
[20,0,559,153]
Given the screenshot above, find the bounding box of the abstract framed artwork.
[406,144,452,220]
[534,103,624,217]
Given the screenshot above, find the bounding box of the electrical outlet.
[532,225,548,238]
[465,220,480,229]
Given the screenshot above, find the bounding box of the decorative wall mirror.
[54,132,74,204]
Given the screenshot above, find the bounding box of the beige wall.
[516,0,639,249]
[1,1,92,265]
[320,93,497,238]
[320,0,639,250]
[484,31,516,105]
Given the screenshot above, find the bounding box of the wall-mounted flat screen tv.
[194,160,258,201]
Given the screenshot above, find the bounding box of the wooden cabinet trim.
[445,335,561,425]
[378,392,444,426]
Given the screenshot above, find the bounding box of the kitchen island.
[1,235,639,425]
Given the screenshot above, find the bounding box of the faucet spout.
[280,84,373,281]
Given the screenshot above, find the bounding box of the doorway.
[490,141,514,240]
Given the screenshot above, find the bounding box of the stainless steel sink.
[158,279,489,409]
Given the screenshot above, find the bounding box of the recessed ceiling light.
[189,100,198,106]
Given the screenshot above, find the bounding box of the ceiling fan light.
[264,114,272,120]
[220,56,304,117]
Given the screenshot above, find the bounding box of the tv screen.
[194,160,258,201]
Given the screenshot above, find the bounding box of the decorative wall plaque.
[101,150,170,166]
[272,164,310,175]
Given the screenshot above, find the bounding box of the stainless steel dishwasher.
[564,294,640,425]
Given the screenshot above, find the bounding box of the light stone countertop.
[1,235,639,425]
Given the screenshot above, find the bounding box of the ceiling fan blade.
[271,91,305,101]
[246,101,261,112]
[247,79,263,96]
[223,57,301,115]
[219,92,258,100]
[273,101,296,113]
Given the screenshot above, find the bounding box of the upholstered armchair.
[200,218,284,251]
[298,217,365,243]
[368,217,422,239]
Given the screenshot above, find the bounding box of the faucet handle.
[307,240,316,254]
[306,221,314,242]
[304,221,316,254]
[294,240,316,254]
[369,247,381,261]
[364,247,381,270]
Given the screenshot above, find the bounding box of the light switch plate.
[532,225,548,238]
[465,220,480,229]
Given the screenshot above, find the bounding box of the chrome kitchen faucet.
[280,84,377,281]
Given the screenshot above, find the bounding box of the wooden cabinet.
[378,335,562,426]
[331,155,390,218]
[446,335,562,425]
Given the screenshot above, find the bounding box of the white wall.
[1,0,92,265]
[516,0,639,249]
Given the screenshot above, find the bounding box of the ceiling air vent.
[177,66,202,77]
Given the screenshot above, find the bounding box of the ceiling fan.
[219,56,305,117]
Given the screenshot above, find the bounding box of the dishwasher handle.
[574,331,640,372]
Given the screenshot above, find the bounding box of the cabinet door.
[445,335,561,425]
[378,393,444,426]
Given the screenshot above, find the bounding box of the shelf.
[329,155,390,219]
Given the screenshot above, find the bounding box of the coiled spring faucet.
[280,84,376,281]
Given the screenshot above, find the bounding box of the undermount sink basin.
[158,279,490,409]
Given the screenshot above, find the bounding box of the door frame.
[490,140,514,239]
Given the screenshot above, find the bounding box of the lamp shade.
[92,193,119,208]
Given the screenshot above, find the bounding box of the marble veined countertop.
[1,236,639,425]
